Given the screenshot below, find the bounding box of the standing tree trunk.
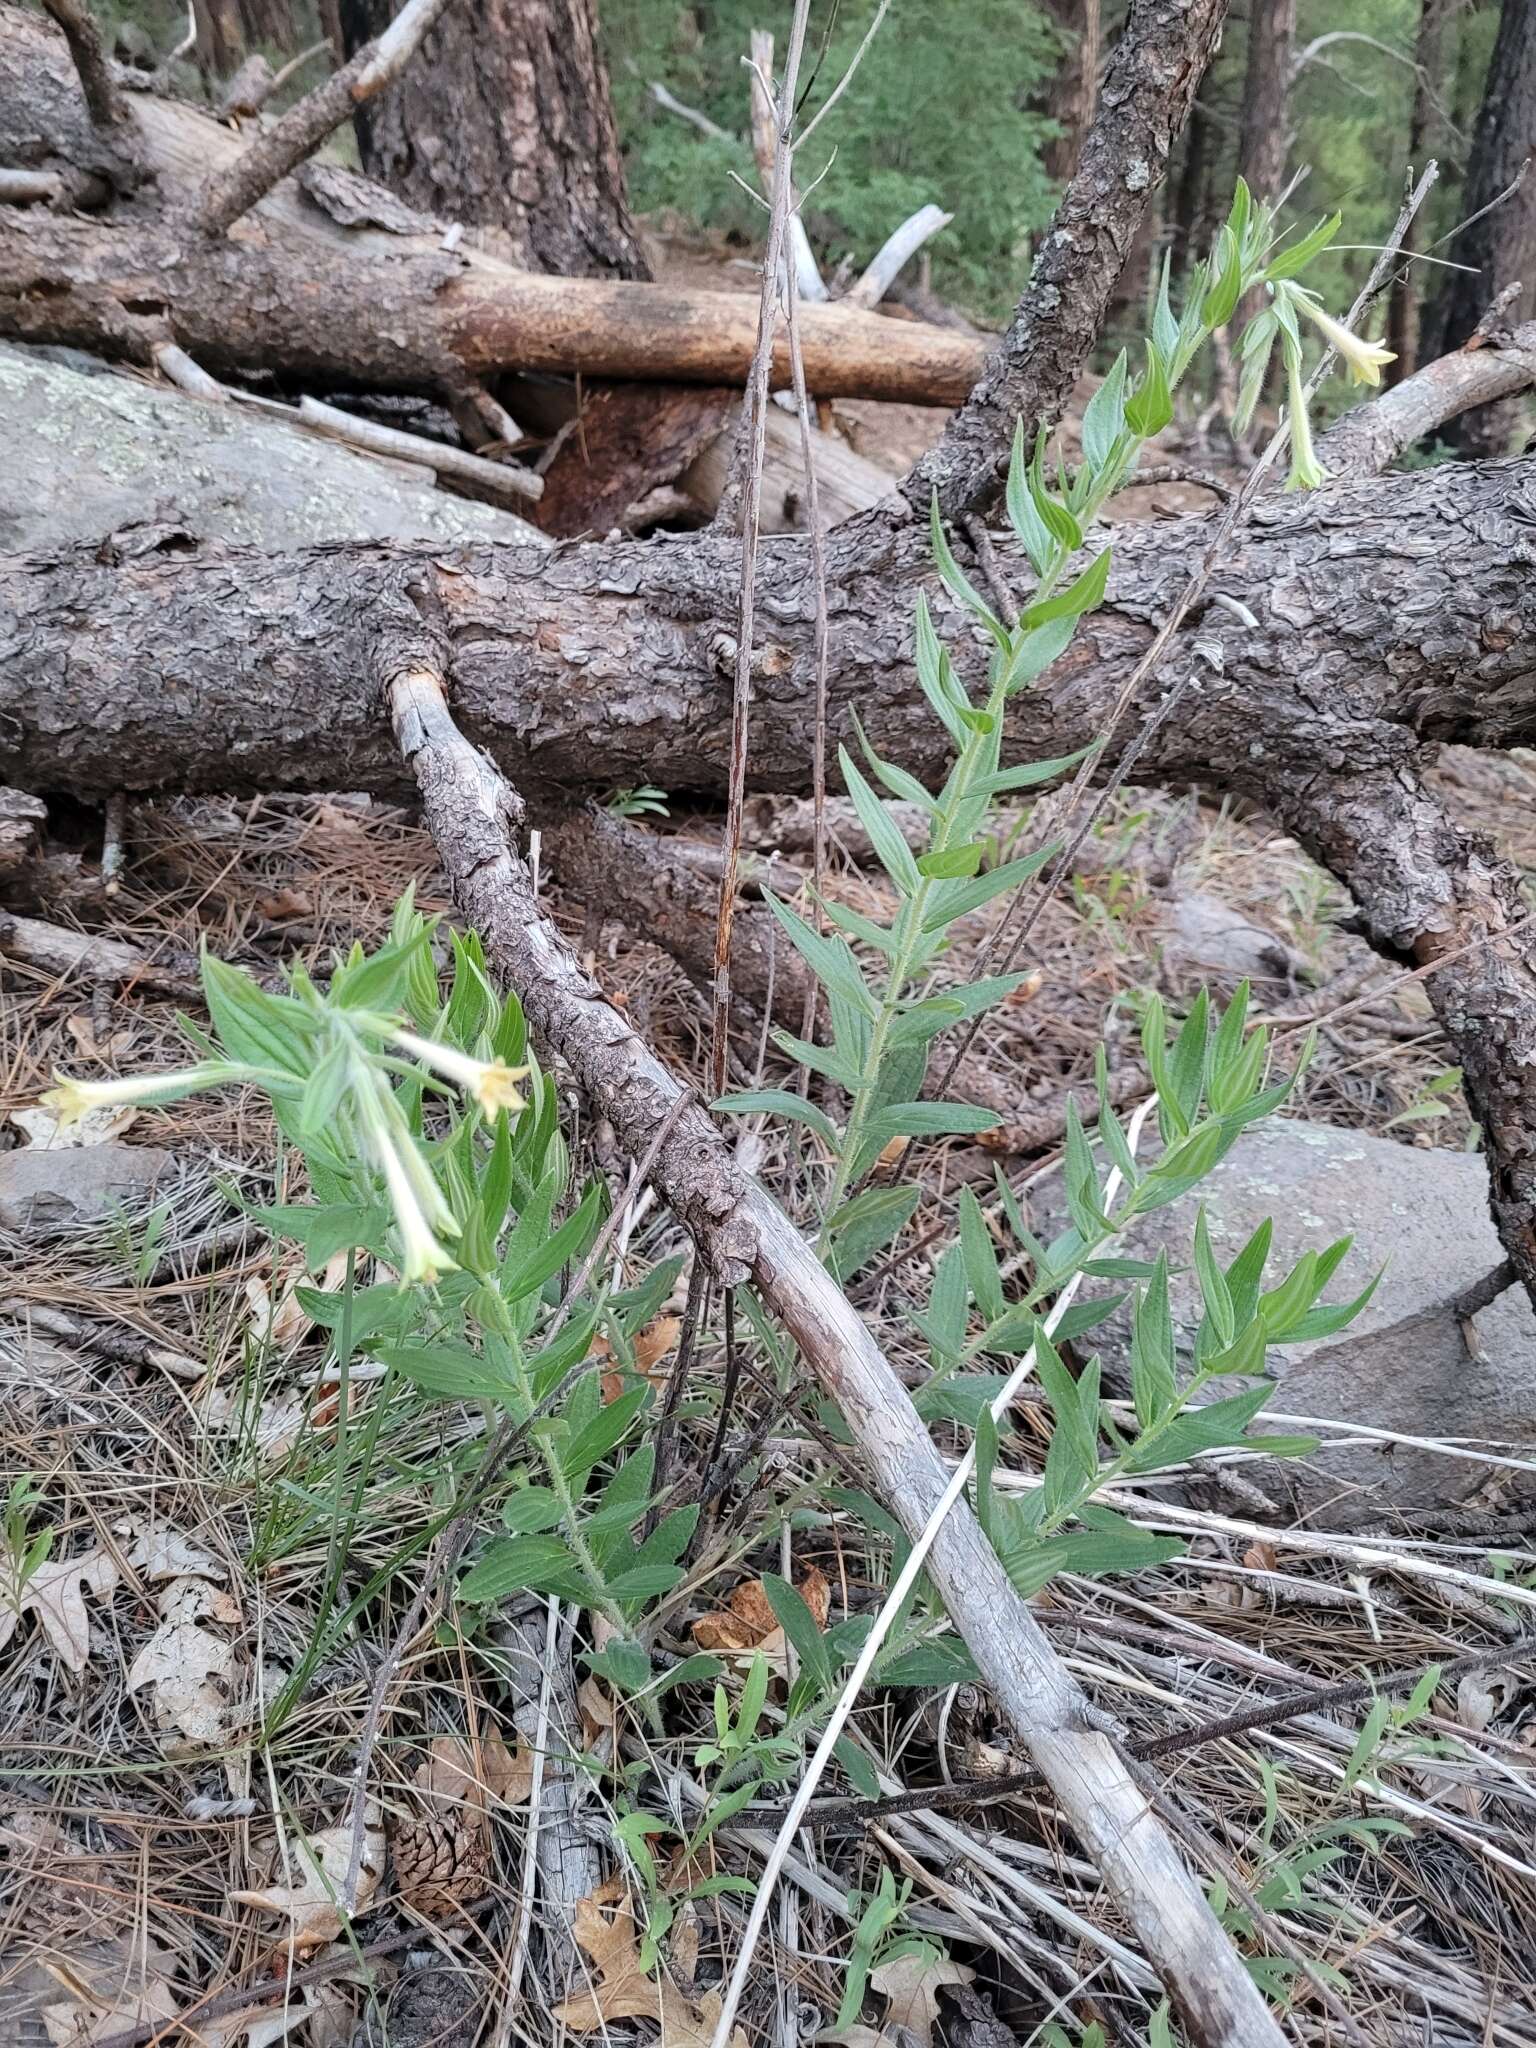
[1238,0,1297,203]
[192,0,246,74]
[1040,0,1103,181]
[238,0,296,50]
[336,0,649,278]
[1387,0,1456,382]
[1429,0,1536,452]
[1170,98,1211,274]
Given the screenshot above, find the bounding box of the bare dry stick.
[781,237,831,1046]
[197,0,458,235]
[387,653,1291,2048]
[293,396,544,505]
[710,0,815,1101]
[39,0,125,130]
[846,204,955,309]
[748,28,827,303]
[0,168,63,203]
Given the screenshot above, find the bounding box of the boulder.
[0,1143,177,1235]
[1046,1121,1536,1517]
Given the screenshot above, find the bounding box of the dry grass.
[2,773,1535,2048]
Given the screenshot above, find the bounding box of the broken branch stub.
[196,0,458,234]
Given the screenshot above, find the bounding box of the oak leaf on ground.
[552,1880,749,2048]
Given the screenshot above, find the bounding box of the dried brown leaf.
[231,1825,384,1951]
[0,1545,120,1673]
[40,1934,180,2047]
[869,1953,973,2048]
[552,1880,748,2048]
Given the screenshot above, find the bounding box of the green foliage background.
[602,0,1498,372]
[601,0,1063,319]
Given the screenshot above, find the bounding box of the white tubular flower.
[1294,298,1395,386]
[390,1029,529,1119]
[372,1120,458,1286]
[1284,352,1328,493]
[40,1062,238,1130]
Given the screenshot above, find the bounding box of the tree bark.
[1039,0,1103,182]
[192,0,246,74]
[1429,0,1536,451]
[238,0,296,52]
[1387,0,1455,382]
[4,459,1533,802]
[1237,0,1296,204]
[337,0,647,277]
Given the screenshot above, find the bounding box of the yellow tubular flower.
[372,1121,458,1286]
[1284,353,1328,493]
[40,1062,235,1130]
[1294,299,1396,386]
[390,1029,529,1119]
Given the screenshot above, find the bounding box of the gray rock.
[1050,1121,1536,1516]
[0,1143,177,1234]
[0,343,542,554]
[1158,888,1310,987]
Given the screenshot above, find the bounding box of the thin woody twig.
[761,1632,1536,1826]
[709,0,815,1101]
[196,0,458,235]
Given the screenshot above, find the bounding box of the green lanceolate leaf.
[1125,340,1173,438]
[929,493,1010,650]
[917,842,984,880]
[715,1088,841,1149]
[913,594,970,745]
[1006,419,1058,575]
[762,888,878,1019]
[1264,210,1342,284]
[1130,1252,1178,1429]
[1080,350,1129,473]
[825,1185,921,1281]
[1020,547,1111,632]
[840,747,923,895]
[919,842,1058,933]
[460,1532,589,1603]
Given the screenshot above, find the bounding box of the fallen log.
[0,207,986,404]
[4,459,1531,801]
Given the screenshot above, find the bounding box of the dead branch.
[39,0,124,132]
[0,208,986,405]
[1320,318,1536,474]
[288,395,544,504]
[906,0,1229,521]
[197,0,458,233]
[845,203,955,309]
[387,650,1290,2048]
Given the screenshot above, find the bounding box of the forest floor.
[5,191,1536,2048]
[5,736,1536,2047]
